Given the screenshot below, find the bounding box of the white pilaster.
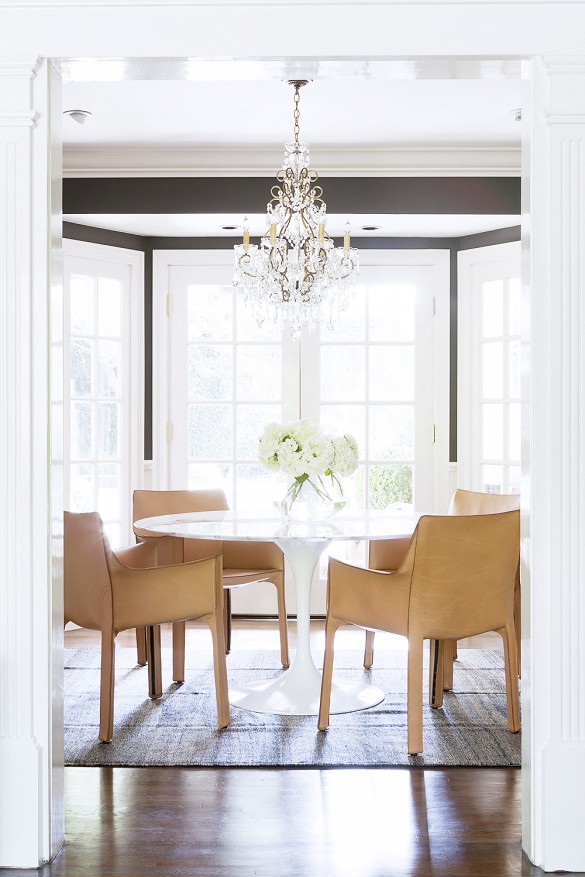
[0,58,63,868]
[522,56,585,872]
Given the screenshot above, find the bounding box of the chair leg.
[99,629,115,743]
[223,588,232,655]
[442,639,454,691]
[206,612,230,729]
[407,637,424,755]
[499,623,521,733]
[172,620,185,683]
[514,579,521,677]
[135,626,147,666]
[274,580,290,669]
[318,617,342,731]
[145,624,163,699]
[364,630,375,669]
[429,639,445,708]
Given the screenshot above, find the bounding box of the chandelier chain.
[293,85,301,146]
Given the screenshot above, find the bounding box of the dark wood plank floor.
[19,623,578,876]
[8,766,578,876]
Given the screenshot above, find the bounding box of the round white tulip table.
[135,510,419,717]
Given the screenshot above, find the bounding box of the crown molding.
[63,144,521,177]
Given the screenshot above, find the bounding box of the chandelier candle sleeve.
[234,80,359,337]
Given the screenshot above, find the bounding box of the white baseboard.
[0,738,41,867]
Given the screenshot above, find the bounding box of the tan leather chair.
[133,489,289,669]
[64,510,230,743]
[318,511,520,755]
[364,488,521,677]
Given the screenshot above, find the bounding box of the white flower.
[258,420,358,480]
[330,433,359,477]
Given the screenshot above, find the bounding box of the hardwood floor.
[19,621,575,876]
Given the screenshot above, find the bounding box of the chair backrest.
[133,488,284,573]
[64,511,112,630]
[133,488,228,564]
[448,488,520,516]
[404,510,520,640]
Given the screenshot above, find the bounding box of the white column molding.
[0,58,63,868]
[522,55,585,872]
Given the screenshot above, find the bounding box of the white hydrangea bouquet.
[258,419,359,519]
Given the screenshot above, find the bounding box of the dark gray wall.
[63,176,521,462]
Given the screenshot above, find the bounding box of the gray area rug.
[64,646,520,768]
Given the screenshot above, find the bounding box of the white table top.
[134,510,420,543]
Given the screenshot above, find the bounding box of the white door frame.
[3,8,585,869]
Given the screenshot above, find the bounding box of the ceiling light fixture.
[63,109,92,124]
[233,80,359,337]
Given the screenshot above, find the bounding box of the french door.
[457,242,521,494]
[154,250,449,613]
[63,240,144,547]
[154,249,449,512]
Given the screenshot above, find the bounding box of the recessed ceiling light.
[63,109,92,124]
[361,225,381,232]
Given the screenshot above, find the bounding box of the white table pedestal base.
[229,536,384,717]
[229,669,384,716]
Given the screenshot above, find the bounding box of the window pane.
[188,404,232,459]
[98,402,119,459]
[188,345,232,401]
[482,465,504,494]
[369,405,414,460]
[509,340,521,398]
[97,340,120,398]
[237,345,281,401]
[482,280,504,337]
[508,465,521,494]
[70,339,93,397]
[320,285,366,342]
[71,401,92,459]
[237,403,281,459]
[70,274,94,335]
[320,404,366,454]
[236,464,282,517]
[70,462,94,512]
[368,464,414,509]
[483,341,504,398]
[509,402,521,461]
[236,296,282,341]
[97,277,122,337]
[320,345,365,401]
[97,462,121,521]
[189,285,232,342]
[509,277,521,335]
[369,346,414,402]
[187,462,232,501]
[369,285,415,343]
[482,403,504,459]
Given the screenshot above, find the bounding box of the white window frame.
[153,248,450,512]
[63,238,145,545]
[457,240,521,491]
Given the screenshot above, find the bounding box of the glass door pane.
[64,243,142,547]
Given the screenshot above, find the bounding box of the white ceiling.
[62,75,522,237]
[63,213,521,239]
[62,78,522,148]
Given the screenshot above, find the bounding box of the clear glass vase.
[278,475,346,522]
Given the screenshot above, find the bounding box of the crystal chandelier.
[233,80,359,337]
